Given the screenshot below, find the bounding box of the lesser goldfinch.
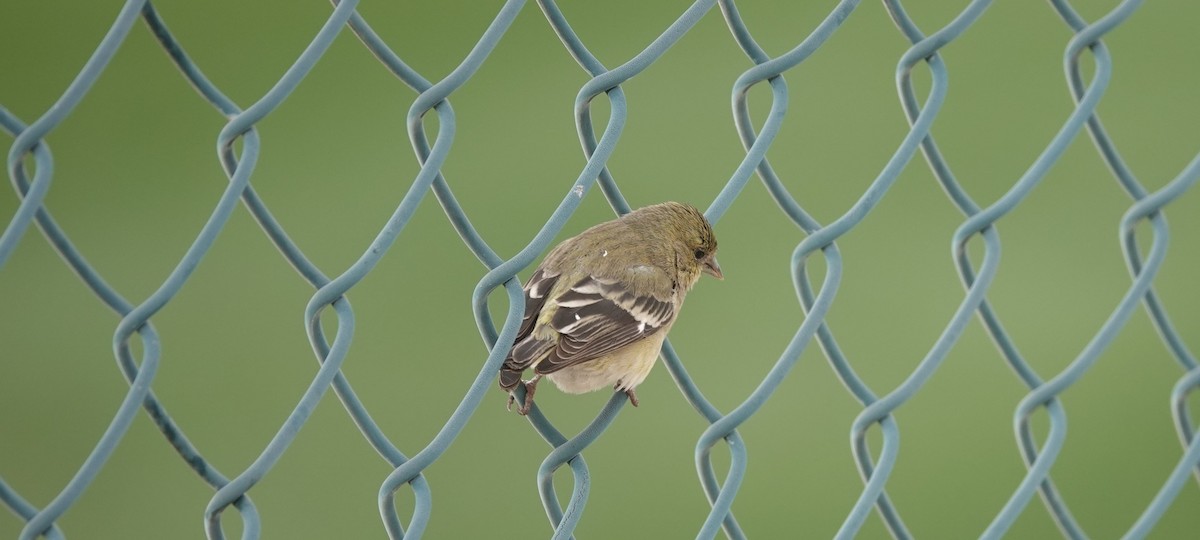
[499,201,722,415]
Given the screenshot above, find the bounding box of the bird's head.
[630,202,722,286]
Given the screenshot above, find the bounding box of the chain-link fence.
[2,0,1198,538]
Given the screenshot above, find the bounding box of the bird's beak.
[703,256,724,280]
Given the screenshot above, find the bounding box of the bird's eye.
[694,249,706,259]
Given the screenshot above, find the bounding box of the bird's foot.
[620,386,639,407]
[516,375,542,416]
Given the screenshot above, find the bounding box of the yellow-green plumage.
[499,202,722,414]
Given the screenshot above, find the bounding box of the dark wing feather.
[533,275,675,375]
[499,269,560,390]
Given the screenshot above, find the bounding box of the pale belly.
[545,334,665,394]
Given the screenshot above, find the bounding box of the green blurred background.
[2,1,1198,538]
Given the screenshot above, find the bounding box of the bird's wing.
[499,268,560,390]
[533,273,676,375]
[517,268,559,339]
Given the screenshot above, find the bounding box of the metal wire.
[2,1,1197,539]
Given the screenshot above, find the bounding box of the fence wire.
[2,1,1198,539]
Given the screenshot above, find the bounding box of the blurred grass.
[2,0,1198,538]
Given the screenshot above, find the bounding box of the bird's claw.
[513,375,541,416]
[616,384,639,407]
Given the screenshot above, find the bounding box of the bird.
[498,201,722,415]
